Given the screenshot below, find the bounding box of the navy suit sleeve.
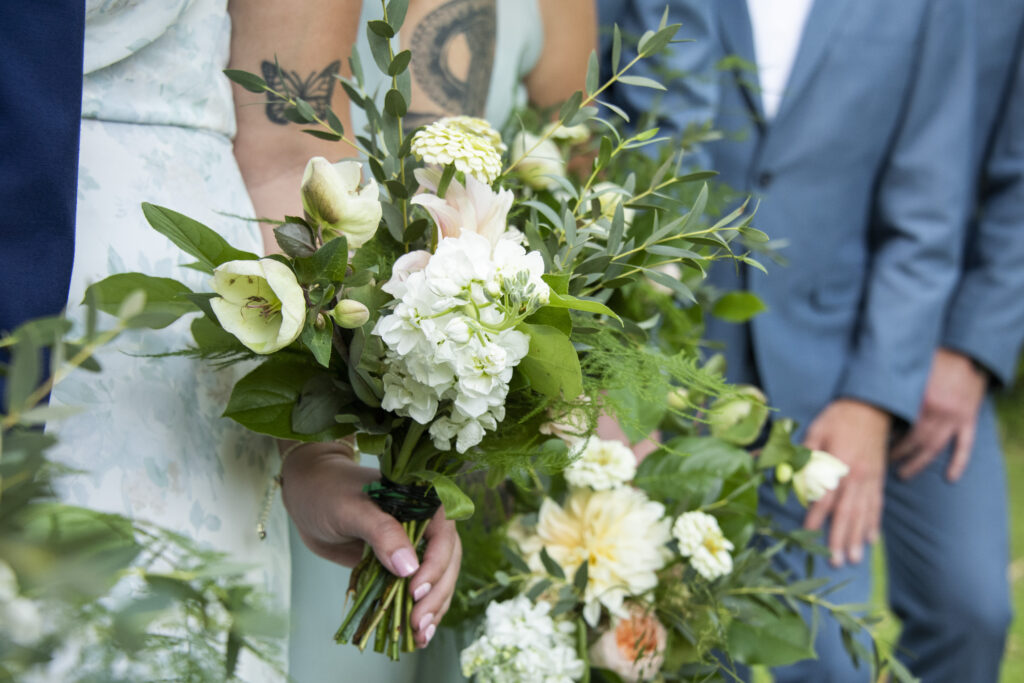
[942,42,1024,386]
[598,0,718,167]
[837,0,975,422]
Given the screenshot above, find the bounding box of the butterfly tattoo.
[260,60,341,125]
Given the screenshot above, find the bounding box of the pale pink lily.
[411,167,513,249]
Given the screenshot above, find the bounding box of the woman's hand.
[281,442,462,647]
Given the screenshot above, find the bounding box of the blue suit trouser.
[764,398,1011,683]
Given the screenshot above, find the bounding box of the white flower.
[672,511,734,581]
[461,596,585,683]
[543,121,590,145]
[330,299,369,328]
[589,604,667,682]
[792,450,850,505]
[591,181,636,227]
[515,487,672,626]
[373,233,547,452]
[510,131,566,190]
[0,562,43,647]
[565,437,637,490]
[411,116,505,184]
[209,259,305,354]
[411,168,514,248]
[301,157,382,248]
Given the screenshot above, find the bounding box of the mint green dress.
[287,1,544,681]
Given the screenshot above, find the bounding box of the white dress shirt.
[746,0,816,120]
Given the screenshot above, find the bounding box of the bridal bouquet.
[84,1,767,662]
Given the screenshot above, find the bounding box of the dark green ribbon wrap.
[364,477,441,522]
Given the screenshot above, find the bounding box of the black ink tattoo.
[409,0,496,121]
[260,60,341,125]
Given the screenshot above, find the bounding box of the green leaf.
[611,24,622,73]
[368,20,395,38]
[572,560,589,594]
[274,222,317,259]
[357,433,388,455]
[313,234,349,283]
[419,472,475,521]
[516,323,583,399]
[638,24,680,57]
[526,578,553,601]
[712,292,767,323]
[190,315,247,353]
[141,203,258,273]
[386,0,410,29]
[726,604,815,666]
[559,91,583,125]
[326,107,345,136]
[223,69,267,93]
[223,358,349,441]
[292,374,353,435]
[294,98,317,122]
[300,321,332,367]
[618,75,666,91]
[388,50,412,76]
[384,88,408,117]
[585,50,599,95]
[539,547,566,580]
[301,128,342,141]
[544,291,621,322]
[366,28,393,74]
[84,273,198,329]
[759,419,812,471]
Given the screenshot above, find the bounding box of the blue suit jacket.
[705,0,975,427]
[943,11,1024,385]
[0,3,83,398]
[596,0,717,166]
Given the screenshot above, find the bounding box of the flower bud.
[775,462,794,484]
[301,157,382,248]
[792,450,850,506]
[510,132,566,190]
[330,299,370,328]
[667,387,690,411]
[708,385,768,446]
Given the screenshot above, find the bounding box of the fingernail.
[425,624,436,643]
[391,549,419,577]
[413,582,431,601]
[831,550,845,567]
[850,545,863,564]
[418,613,434,632]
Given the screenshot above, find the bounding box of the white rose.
[543,121,591,145]
[301,157,382,248]
[511,131,566,190]
[209,259,305,354]
[792,450,850,505]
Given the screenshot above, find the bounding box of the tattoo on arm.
[408,0,496,123]
[260,60,342,125]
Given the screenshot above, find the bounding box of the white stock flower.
[210,259,305,354]
[510,131,566,190]
[792,450,850,505]
[411,168,514,248]
[565,437,637,490]
[460,596,584,683]
[373,233,548,452]
[589,604,667,683]
[411,116,505,184]
[672,511,734,581]
[301,157,382,248]
[516,487,672,626]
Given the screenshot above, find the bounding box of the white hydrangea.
[374,232,550,452]
[411,116,506,184]
[672,511,734,581]
[564,437,636,490]
[0,561,44,646]
[461,596,585,683]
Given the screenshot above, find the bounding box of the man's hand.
[803,399,890,567]
[892,348,987,482]
[281,443,461,648]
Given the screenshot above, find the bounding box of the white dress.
[49,1,290,679]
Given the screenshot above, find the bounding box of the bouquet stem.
[335,515,431,660]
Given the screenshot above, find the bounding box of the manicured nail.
[425,624,436,643]
[413,582,431,601]
[849,545,863,564]
[831,550,845,567]
[391,549,419,577]
[418,613,435,632]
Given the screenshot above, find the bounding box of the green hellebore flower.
[330,299,370,329]
[708,385,769,446]
[210,259,305,354]
[301,157,382,248]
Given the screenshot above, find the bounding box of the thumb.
[359,510,419,577]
